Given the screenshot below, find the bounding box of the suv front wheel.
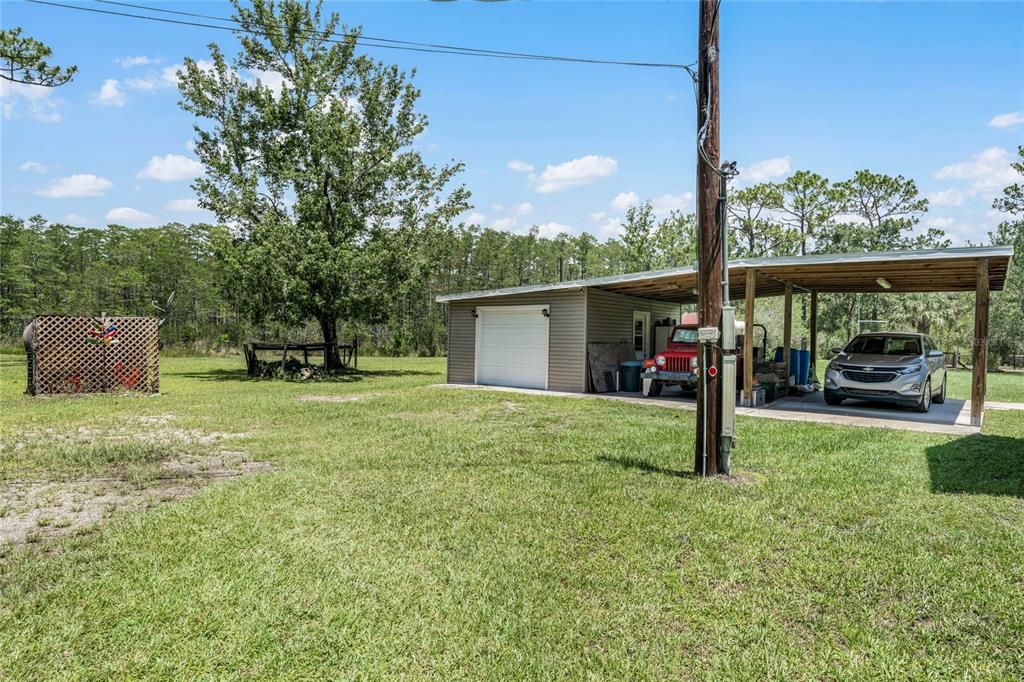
[933,374,946,405]
[914,379,932,413]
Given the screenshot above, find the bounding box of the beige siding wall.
[584,288,681,391]
[445,287,680,394]
[585,288,680,344]
[445,289,586,392]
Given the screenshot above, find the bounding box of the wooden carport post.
[782,282,793,390]
[971,258,990,426]
[809,290,818,380]
[744,269,755,403]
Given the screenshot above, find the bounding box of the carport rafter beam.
[764,273,813,295]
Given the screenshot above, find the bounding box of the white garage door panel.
[476,306,549,389]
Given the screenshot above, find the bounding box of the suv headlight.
[828,361,842,372]
[690,356,698,369]
[655,355,666,367]
[898,364,923,375]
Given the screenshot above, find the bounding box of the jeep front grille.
[665,357,691,373]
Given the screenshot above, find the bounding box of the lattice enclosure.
[25,316,160,395]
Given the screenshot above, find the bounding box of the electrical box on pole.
[720,306,735,351]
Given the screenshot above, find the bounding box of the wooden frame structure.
[25,315,160,395]
[243,340,358,376]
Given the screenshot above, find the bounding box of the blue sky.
[1,0,1022,245]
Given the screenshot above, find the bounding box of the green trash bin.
[620,360,644,392]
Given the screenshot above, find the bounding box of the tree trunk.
[319,314,340,370]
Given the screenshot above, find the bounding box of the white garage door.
[476,305,549,389]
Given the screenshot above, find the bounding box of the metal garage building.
[437,245,1013,423]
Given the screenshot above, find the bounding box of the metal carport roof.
[436,245,1014,304]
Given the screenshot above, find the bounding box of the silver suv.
[824,333,947,412]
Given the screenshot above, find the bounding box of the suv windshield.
[845,335,921,356]
[671,328,700,344]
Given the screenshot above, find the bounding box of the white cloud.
[90,79,126,107]
[125,76,160,92]
[534,222,574,239]
[988,111,1024,129]
[609,190,693,216]
[116,56,161,68]
[589,211,607,223]
[926,216,956,229]
[19,160,47,173]
[740,156,792,183]
[491,217,516,230]
[160,60,215,88]
[35,174,113,198]
[935,147,1017,193]
[833,213,870,225]
[0,79,63,123]
[105,207,155,226]
[62,213,94,226]
[137,154,203,182]
[165,198,203,212]
[465,211,486,224]
[507,160,534,173]
[250,69,287,96]
[512,202,534,216]
[596,216,623,240]
[491,203,505,212]
[610,191,639,212]
[927,188,967,207]
[185,139,197,152]
[534,155,618,193]
[652,191,695,214]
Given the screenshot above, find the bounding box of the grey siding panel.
[584,288,681,391]
[447,301,477,384]
[445,290,586,392]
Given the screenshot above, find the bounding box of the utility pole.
[694,0,722,476]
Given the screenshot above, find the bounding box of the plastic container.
[797,349,811,385]
[773,347,799,382]
[620,361,644,392]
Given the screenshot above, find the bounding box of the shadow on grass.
[171,368,440,382]
[597,454,695,479]
[926,435,1024,497]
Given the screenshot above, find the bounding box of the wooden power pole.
[694,0,722,476]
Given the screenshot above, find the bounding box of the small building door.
[632,311,651,359]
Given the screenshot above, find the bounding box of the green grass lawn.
[2,354,1023,679]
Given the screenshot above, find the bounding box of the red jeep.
[642,313,765,397]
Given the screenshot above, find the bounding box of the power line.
[97,0,693,71]
[24,0,695,72]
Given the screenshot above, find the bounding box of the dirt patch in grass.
[0,415,270,549]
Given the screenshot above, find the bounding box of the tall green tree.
[620,201,657,271]
[988,146,1024,358]
[993,145,1024,216]
[778,171,840,255]
[652,210,698,268]
[727,183,798,258]
[0,27,77,86]
[178,0,469,366]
